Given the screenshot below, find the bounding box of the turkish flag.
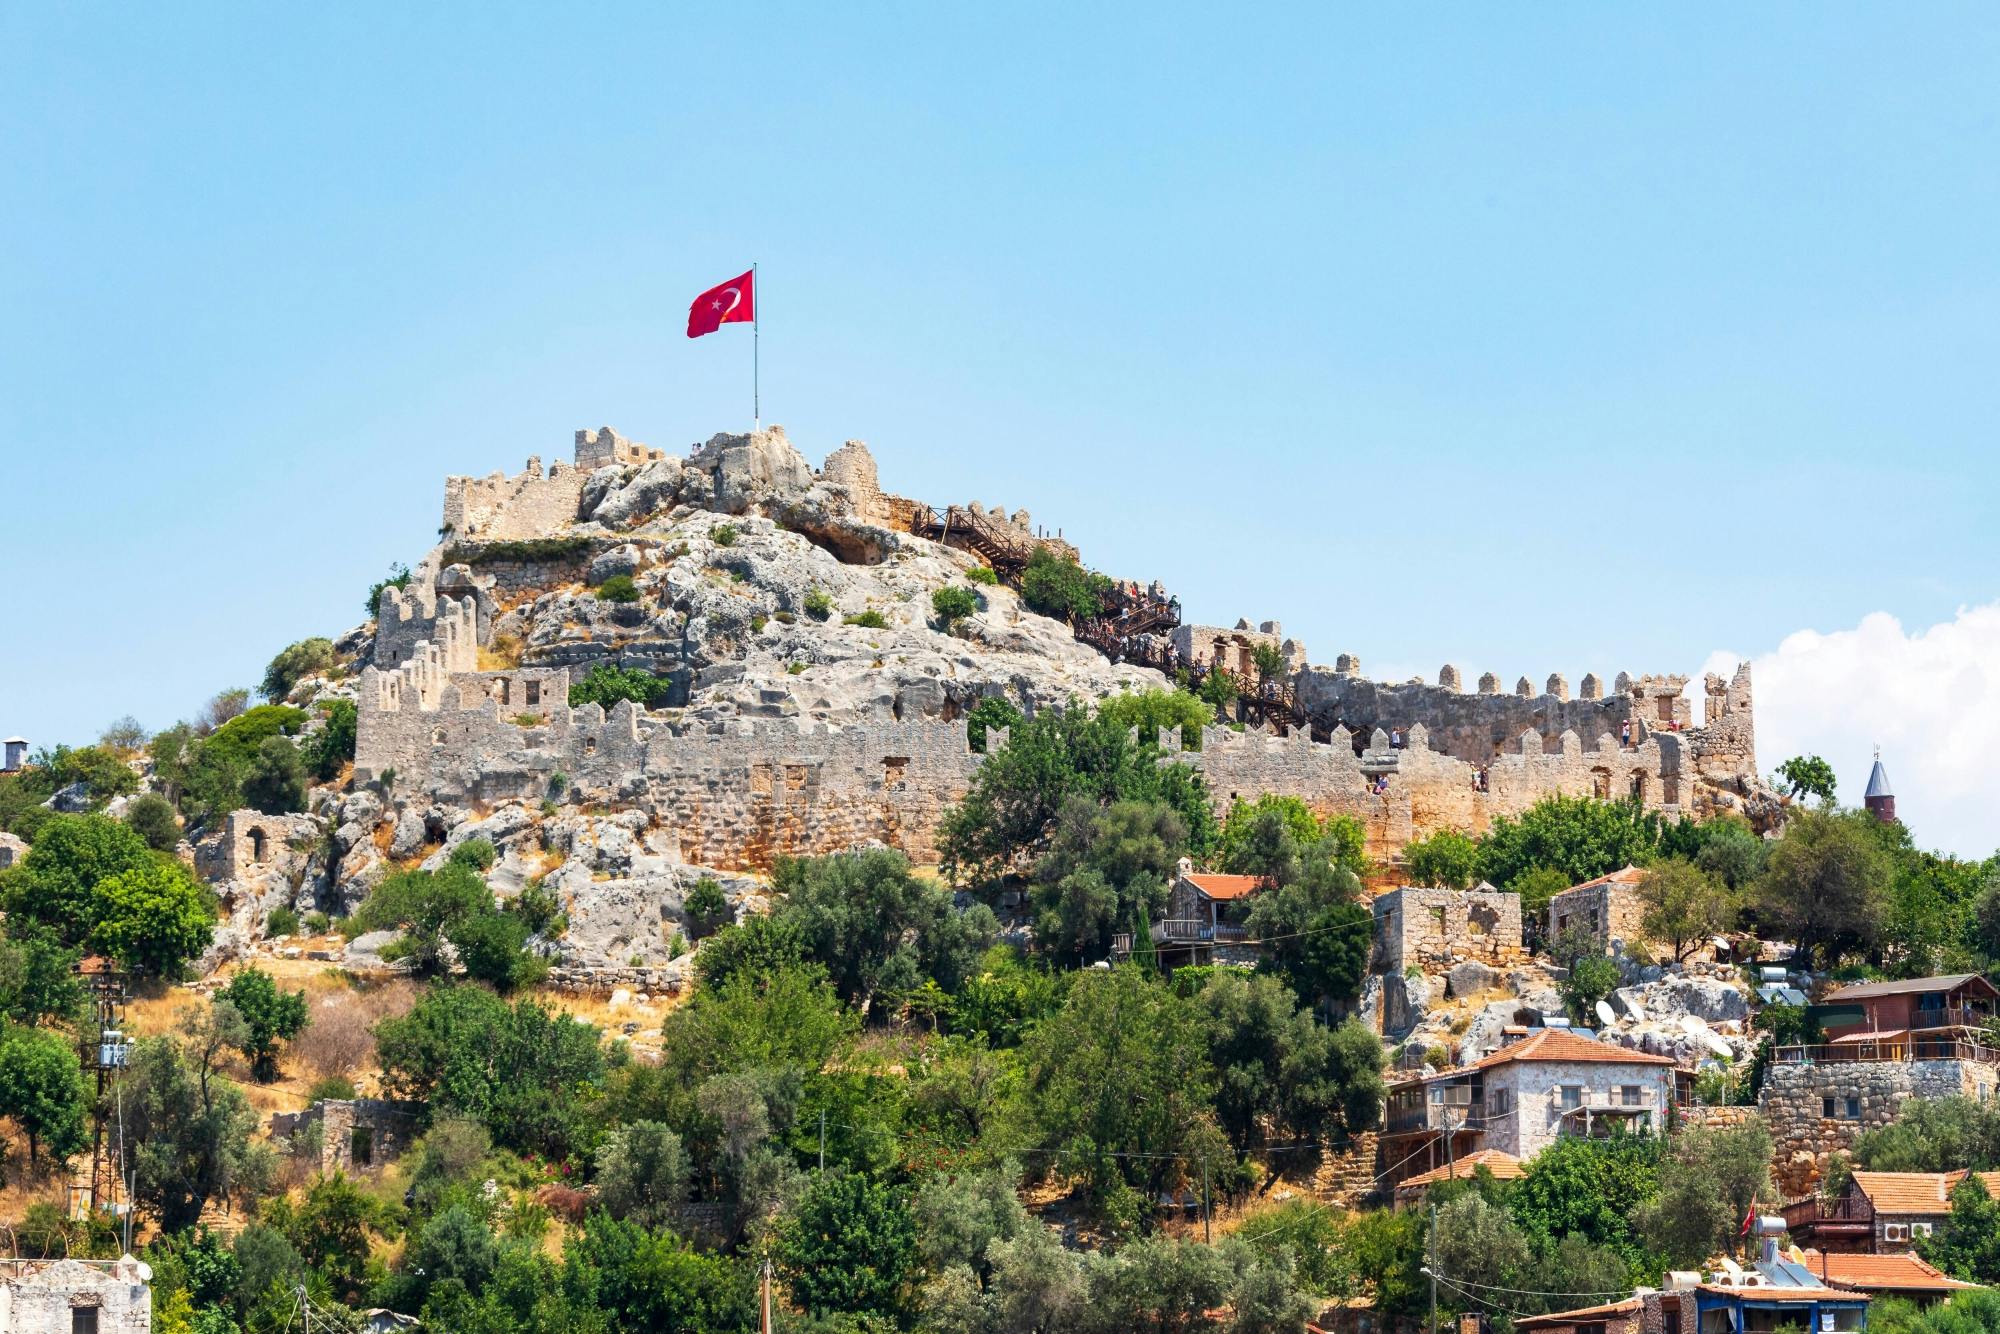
[687,269,755,338]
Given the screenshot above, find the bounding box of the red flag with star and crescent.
[687,270,755,338]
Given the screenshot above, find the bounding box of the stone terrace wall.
[1759,1059,2000,1196]
[443,455,588,542]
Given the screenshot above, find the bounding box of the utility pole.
[297,1283,310,1333]
[1428,1202,1439,1334]
[761,1258,774,1334]
[1201,1160,1211,1244]
[77,959,129,1217]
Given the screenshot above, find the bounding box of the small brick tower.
[1864,746,1896,824]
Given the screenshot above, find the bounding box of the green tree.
[1560,952,1623,1021]
[1688,816,1769,890]
[1019,966,1223,1228]
[88,858,217,977]
[1340,1207,1428,1320]
[1850,1097,2000,1172]
[566,1212,755,1333]
[304,699,359,781]
[0,1026,89,1167]
[594,1120,690,1228]
[1917,1175,2000,1283]
[125,793,183,852]
[965,695,1023,753]
[1235,815,1372,1011]
[124,1035,269,1231]
[1217,795,1327,874]
[0,936,86,1026]
[1637,858,1737,961]
[1775,754,1838,805]
[771,849,997,1015]
[240,737,308,813]
[777,1171,918,1321]
[353,864,540,988]
[1096,688,1213,750]
[1755,807,1895,968]
[279,1172,393,1304]
[366,562,413,617]
[1019,548,1111,623]
[259,638,336,703]
[1634,1121,1774,1265]
[0,812,156,945]
[1511,1133,1664,1267]
[1477,795,1665,890]
[939,705,1214,884]
[1032,799,1183,964]
[1404,830,1481,892]
[567,664,675,711]
[1196,971,1383,1152]
[375,985,605,1159]
[217,967,309,1081]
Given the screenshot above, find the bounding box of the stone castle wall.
[1759,1059,2000,1196]
[443,455,588,542]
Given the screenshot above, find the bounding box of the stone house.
[1380,1029,1679,1186]
[1817,974,2000,1046]
[1371,886,1523,974]
[1547,866,1650,953]
[0,1256,153,1332]
[1783,1170,2000,1255]
[1758,1056,2000,1197]
[268,1099,424,1174]
[1150,864,1263,966]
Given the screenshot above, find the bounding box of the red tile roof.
[1799,1250,1980,1293]
[1511,1298,1642,1329]
[1472,1028,1677,1069]
[1182,873,1265,901]
[1853,1169,2000,1214]
[1395,1150,1524,1193]
[1564,865,1648,893]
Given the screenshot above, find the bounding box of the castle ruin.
[352,426,1763,871]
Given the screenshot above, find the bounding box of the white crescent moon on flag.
[718,286,741,317]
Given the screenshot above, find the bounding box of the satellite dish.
[1595,1000,1618,1028]
[1625,999,1646,1024]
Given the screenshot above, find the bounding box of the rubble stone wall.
[1548,882,1651,952]
[1373,887,1524,973]
[443,456,588,542]
[1759,1059,2000,1195]
[1,1259,152,1331]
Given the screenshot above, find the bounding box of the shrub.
[712,522,738,547]
[305,699,359,780]
[844,610,889,629]
[303,911,330,934]
[241,736,308,813]
[1019,547,1111,623]
[449,838,497,872]
[595,574,641,603]
[218,966,310,1081]
[803,588,833,621]
[684,877,730,939]
[568,664,674,710]
[366,563,413,617]
[124,793,181,852]
[965,696,1023,753]
[307,1076,357,1103]
[442,536,592,566]
[260,638,336,702]
[266,906,301,937]
[511,713,544,727]
[931,586,978,627]
[750,614,768,633]
[786,661,807,675]
[966,565,999,586]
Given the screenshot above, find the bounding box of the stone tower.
[1864,748,1896,824]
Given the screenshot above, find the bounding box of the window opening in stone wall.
[498,679,511,705]
[585,737,597,755]
[352,1124,374,1167]
[433,727,447,745]
[526,680,541,707]
[1468,901,1499,936]
[1658,696,1674,722]
[882,757,910,789]
[1629,771,1647,802]
[249,828,267,863]
[1429,906,1447,937]
[72,1309,99,1334]
[1591,767,1611,799]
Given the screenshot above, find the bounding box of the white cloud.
[1705,602,2000,858]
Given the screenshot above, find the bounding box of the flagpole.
[752,261,760,435]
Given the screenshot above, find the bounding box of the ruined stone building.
[350,426,1766,871]
[0,1256,152,1332]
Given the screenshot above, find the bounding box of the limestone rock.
[687,428,817,516]
[1447,960,1499,999]
[1383,971,1434,1039]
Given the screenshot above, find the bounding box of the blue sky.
[6,6,1999,852]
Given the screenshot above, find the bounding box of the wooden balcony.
[1773,1040,2000,1066]
[1909,1005,1996,1032]
[1151,919,1250,945]
[1782,1194,1874,1237]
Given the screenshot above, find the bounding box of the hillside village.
[2,423,1997,1333]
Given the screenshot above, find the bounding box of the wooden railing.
[1150,919,1250,945]
[1773,1040,2000,1066]
[1909,1005,1997,1031]
[1781,1194,1874,1233]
